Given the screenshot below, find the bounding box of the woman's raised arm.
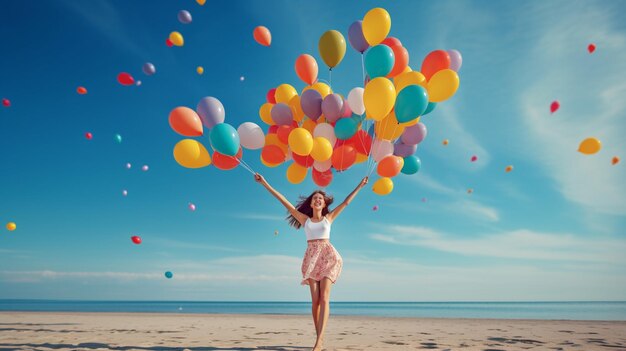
[327,177,368,223]
[255,173,308,225]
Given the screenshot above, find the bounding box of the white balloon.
[313,123,336,147]
[371,139,394,162]
[347,87,365,115]
[313,159,332,172]
[237,122,265,150]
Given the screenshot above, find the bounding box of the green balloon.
[114,134,122,143]
[401,155,421,175]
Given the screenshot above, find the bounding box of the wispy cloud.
[149,237,245,253]
[408,172,456,194]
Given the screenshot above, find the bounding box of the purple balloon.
[348,21,369,53]
[401,123,428,145]
[321,93,344,123]
[447,49,462,72]
[270,103,293,125]
[196,97,225,129]
[300,89,323,121]
[394,141,417,157]
[178,10,192,24]
[142,62,155,76]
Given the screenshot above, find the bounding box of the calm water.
[1,300,625,320]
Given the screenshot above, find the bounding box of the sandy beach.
[1,312,625,351]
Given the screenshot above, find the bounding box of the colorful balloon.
[578,137,601,155]
[271,103,294,125]
[334,117,359,140]
[371,139,394,162]
[196,97,225,128]
[321,93,344,123]
[117,72,134,86]
[173,139,212,168]
[303,82,332,98]
[401,155,421,175]
[212,148,242,170]
[6,222,16,231]
[209,123,240,156]
[447,49,463,71]
[85,132,93,140]
[196,0,205,5]
[363,77,396,121]
[274,84,297,104]
[77,86,87,94]
[131,236,141,244]
[126,163,131,169]
[261,144,286,164]
[347,87,365,115]
[259,103,274,125]
[165,271,173,279]
[286,163,308,184]
[115,134,122,143]
[169,31,184,46]
[377,155,404,177]
[313,123,337,146]
[142,165,149,171]
[362,7,391,45]
[300,89,323,121]
[372,205,379,211]
[427,69,460,102]
[348,20,369,53]
[442,139,449,146]
[288,128,314,156]
[178,10,192,24]
[550,101,560,114]
[295,54,318,85]
[253,26,271,46]
[393,141,417,158]
[142,62,156,76]
[471,155,478,162]
[331,145,357,171]
[197,66,204,75]
[169,106,203,136]
[423,102,437,116]
[372,177,393,195]
[395,84,429,123]
[312,168,333,187]
[588,43,596,53]
[387,45,408,78]
[505,165,513,173]
[122,189,128,196]
[1,98,10,107]
[612,156,620,165]
[421,50,451,80]
[394,71,426,92]
[237,122,265,150]
[165,38,173,47]
[365,44,395,78]
[266,88,277,104]
[318,30,346,69]
[401,123,427,145]
[310,137,333,161]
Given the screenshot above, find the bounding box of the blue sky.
[1,0,625,301]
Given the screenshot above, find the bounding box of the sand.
[1,312,625,350]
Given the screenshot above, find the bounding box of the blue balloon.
[423,102,437,116]
[401,155,421,175]
[364,45,394,78]
[348,21,369,53]
[209,123,240,156]
[334,117,358,140]
[165,271,173,279]
[395,85,429,123]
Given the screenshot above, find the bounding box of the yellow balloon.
[301,118,317,133]
[173,139,212,168]
[196,0,206,5]
[318,30,346,68]
[362,8,391,45]
[169,31,184,46]
[578,137,602,155]
[286,163,308,184]
[364,77,396,121]
[427,69,460,102]
[401,65,412,74]
[261,155,281,168]
[259,103,274,125]
[288,95,305,122]
[288,128,314,156]
[196,66,204,75]
[310,137,333,161]
[275,84,297,104]
[372,177,394,195]
[6,222,16,231]
[401,116,420,127]
[375,111,406,140]
[355,152,369,164]
[303,82,332,98]
[394,71,426,92]
[265,134,288,154]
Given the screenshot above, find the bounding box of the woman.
[255,173,368,351]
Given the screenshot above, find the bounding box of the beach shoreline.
[2,312,625,350]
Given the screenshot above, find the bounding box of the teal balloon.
[364,44,394,78]
[114,134,122,143]
[423,102,437,116]
[401,155,421,175]
[165,271,173,279]
[395,85,429,123]
[334,117,358,140]
[209,123,240,156]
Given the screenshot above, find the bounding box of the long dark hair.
[287,190,334,229]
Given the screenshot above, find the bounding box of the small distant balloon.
[165,271,173,279]
[505,165,513,172]
[131,236,142,244]
[142,165,149,171]
[421,197,427,202]
[188,203,196,211]
[165,38,173,47]
[196,0,205,5]
[6,222,16,231]
[470,155,477,162]
[169,31,184,46]
[126,163,131,169]
[578,137,601,155]
[142,62,155,76]
[196,66,204,75]
[2,98,10,107]
[467,188,473,194]
[253,26,271,46]
[588,43,596,53]
[372,205,379,211]
[178,10,192,24]
[612,156,620,165]
[274,230,279,236]
[442,139,449,146]
[117,72,135,86]
[114,134,122,143]
[550,101,560,114]
[77,86,87,95]
[136,80,142,86]
[85,132,93,140]
[240,76,245,81]
[122,189,128,196]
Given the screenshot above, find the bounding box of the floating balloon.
[387,45,408,78]
[271,103,294,126]
[505,165,513,172]
[313,123,337,146]
[122,189,128,196]
[377,155,403,177]
[126,163,131,169]
[85,132,93,140]
[312,168,333,187]
[178,10,192,24]
[266,88,277,104]
[348,20,369,53]
[363,77,396,121]
[393,141,417,158]
[347,87,365,115]
[114,134,122,143]
[238,122,265,150]
[303,81,332,98]
[331,145,357,171]
[300,89,323,121]
[401,123,427,145]
[197,97,225,128]
[6,222,16,231]
[427,69,460,102]
[467,188,473,194]
[362,7,391,45]
[422,197,427,202]
[169,31,184,46]
[142,165,149,171]
[372,205,379,211]
[136,80,142,86]
[165,38,173,47]
[286,163,308,184]
[196,0,205,5]
[421,50,451,81]
[588,43,596,53]
[578,137,601,155]
[395,85,429,123]
[394,71,426,92]
[274,84,297,104]
[334,117,359,140]
[213,148,242,170]
[372,177,393,195]
[169,106,203,136]
[295,54,318,85]
[165,271,173,279]
[612,156,620,165]
[310,137,333,161]
[365,44,395,78]
[443,139,449,146]
[210,123,240,156]
[189,203,196,211]
[197,66,204,75]
[240,76,245,81]
[471,155,477,162]
[288,128,314,156]
[550,101,560,113]
[371,139,394,162]
[423,102,437,116]
[77,86,87,94]
[292,153,314,168]
[131,236,141,244]
[261,144,286,164]
[318,30,346,69]
[142,62,156,76]
[2,98,10,107]
[401,155,421,175]
[447,49,463,72]
[321,94,344,123]
[253,26,271,46]
[117,72,134,86]
[173,139,212,168]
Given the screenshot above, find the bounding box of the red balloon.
[387,46,409,78]
[276,125,294,144]
[166,38,173,47]
[267,88,277,104]
[312,168,333,187]
[588,43,596,53]
[85,132,93,140]
[421,50,451,80]
[470,155,478,162]
[77,86,87,95]
[331,145,357,171]
[550,100,560,113]
[349,130,372,155]
[213,148,242,170]
[268,125,279,134]
[381,37,402,48]
[117,72,135,86]
[131,236,142,244]
[2,98,10,107]
[261,144,286,164]
[292,153,314,168]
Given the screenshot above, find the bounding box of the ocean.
[1,300,625,320]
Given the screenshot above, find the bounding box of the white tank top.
[304,216,331,241]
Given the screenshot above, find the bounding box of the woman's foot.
[312,338,323,350]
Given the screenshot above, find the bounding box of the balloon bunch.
[254,8,462,195]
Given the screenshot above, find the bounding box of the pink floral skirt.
[301,240,343,285]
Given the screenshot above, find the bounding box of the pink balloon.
[550,101,560,113]
[85,132,93,140]
[188,203,196,211]
[470,155,478,162]
[2,98,10,107]
[142,165,149,171]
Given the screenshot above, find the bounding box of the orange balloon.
[288,95,305,122]
[253,26,271,46]
[387,46,409,78]
[312,168,333,187]
[295,54,318,85]
[331,145,357,171]
[212,148,242,170]
[259,103,274,125]
[77,86,87,95]
[377,155,404,177]
[265,134,288,155]
[301,117,317,133]
[169,106,203,136]
[261,144,286,164]
[277,125,294,144]
[612,156,620,165]
[421,50,451,81]
[505,165,513,173]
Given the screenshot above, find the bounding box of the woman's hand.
[254,173,266,185]
[359,177,369,188]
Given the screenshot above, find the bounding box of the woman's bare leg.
[308,279,321,337]
[313,277,332,350]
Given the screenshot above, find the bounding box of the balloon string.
[329,68,333,89]
[360,53,365,85]
[239,158,256,174]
